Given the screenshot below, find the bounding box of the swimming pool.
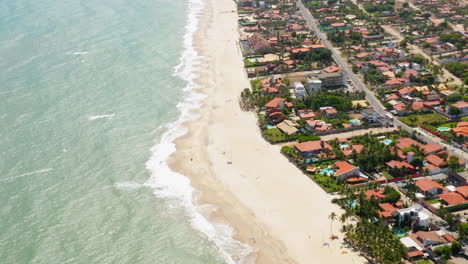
[320,168,336,175]
[382,139,392,145]
[347,200,357,208]
[437,127,451,132]
[340,143,349,148]
[349,119,360,124]
[267,125,275,129]
[247,58,259,62]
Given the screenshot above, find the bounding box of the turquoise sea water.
[0,0,251,263]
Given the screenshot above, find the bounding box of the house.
[396,138,421,150]
[319,106,338,118]
[386,160,416,174]
[425,154,445,167]
[451,101,468,114]
[415,179,448,196]
[378,203,398,219]
[438,185,468,206]
[306,120,331,132]
[398,87,415,97]
[333,161,361,180]
[395,205,430,227]
[297,109,317,119]
[276,120,299,135]
[393,104,408,116]
[294,140,332,158]
[421,143,443,155]
[365,189,386,200]
[361,108,381,123]
[413,231,454,248]
[342,145,364,156]
[265,97,286,110]
[423,163,442,175]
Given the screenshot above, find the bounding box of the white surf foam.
[144,0,256,263]
[114,181,143,191]
[88,114,115,121]
[0,168,53,183]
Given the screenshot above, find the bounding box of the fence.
[419,125,448,141]
[314,123,382,136]
[376,173,424,184]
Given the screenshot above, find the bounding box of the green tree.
[329,212,337,235]
[448,155,460,171]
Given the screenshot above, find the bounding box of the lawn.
[461,116,468,122]
[417,260,434,264]
[426,198,440,204]
[310,173,341,192]
[382,171,394,179]
[399,113,449,127]
[262,128,292,143]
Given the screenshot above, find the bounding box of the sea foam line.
[0,168,53,183]
[88,114,115,121]
[144,0,255,263]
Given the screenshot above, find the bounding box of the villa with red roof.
[415,179,448,196]
[294,140,332,158]
[421,143,443,155]
[365,189,386,200]
[333,161,364,182]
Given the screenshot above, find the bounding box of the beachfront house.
[294,140,332,158]
[395,205,430,228]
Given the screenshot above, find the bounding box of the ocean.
[0,0,252,263]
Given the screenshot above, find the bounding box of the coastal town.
[237,0,468,263]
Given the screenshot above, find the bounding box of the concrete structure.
[305,77,322,94]
[293,82,307,98]
[361,108,381,123]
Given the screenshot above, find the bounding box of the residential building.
[361,108,381,123]
[294,140,332,158]
[415,179,448,196]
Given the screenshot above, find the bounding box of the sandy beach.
[169,0,368,263]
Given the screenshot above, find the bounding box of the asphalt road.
[295,0,468,163]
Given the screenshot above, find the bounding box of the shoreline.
[168,0,367,263]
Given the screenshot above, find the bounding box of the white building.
[395,205,430,227]
[293,82,307,98]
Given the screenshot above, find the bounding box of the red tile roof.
[386,160,415,169]
[265,97,285,108]
[456,186,468,198]
[323,65,341,73]
[452,101,468,109]
[422,143,443,154]
[396,138,421,149]
[407,250,424,258]
[365,189,386,199]
[438,192,466,205]
[334,161,358,176]
[398,87,415,96]
[295,140,331,153]
[416,179,448,192]
[426,155,445,167]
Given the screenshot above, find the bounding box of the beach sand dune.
[169,0,367,263]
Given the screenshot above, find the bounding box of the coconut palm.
[329,212,337,235]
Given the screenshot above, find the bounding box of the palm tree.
[329,212,337,235]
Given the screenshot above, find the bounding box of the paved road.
[295,0,468,163]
